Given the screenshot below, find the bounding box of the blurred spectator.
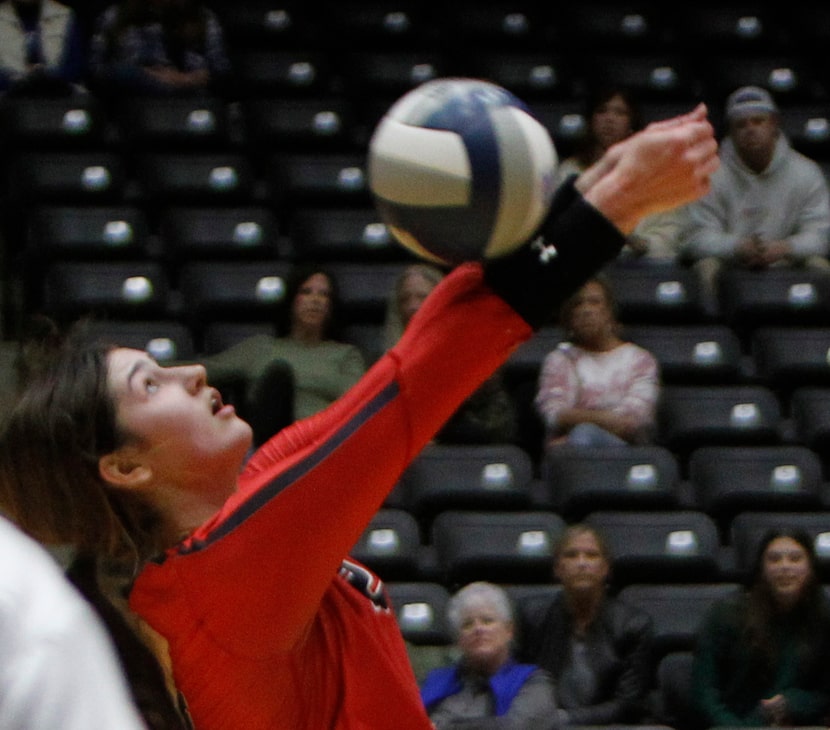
[88,0,231,98]
[681,86,830,313]
[0,0,85,96]
[384,263,518,445]
[382,263,446,352]
[693,528,830,727]
[554,87,684,262]
[421,581,558,730]
[0,514,147,729]
[516,524,654,726]
[201,264,366,446]
[535,276,659,452]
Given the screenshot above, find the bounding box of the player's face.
[457,603,513,674]
[292,273,332,335]
[398,272,435,328]
[107,348,252,486]
[762,536,812,609]
[592,94,633,150]
[555,531,610,595]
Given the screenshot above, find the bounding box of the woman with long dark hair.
[693,529,830,727]
[201,264,367,445]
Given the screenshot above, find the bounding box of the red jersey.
[129,264,534,729]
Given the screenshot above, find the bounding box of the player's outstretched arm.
[485,105,718,329]
[578,104,719,234]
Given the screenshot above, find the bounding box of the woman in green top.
[692,529,830,727]
[202,264,366,446]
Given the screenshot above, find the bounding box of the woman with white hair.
[421,582,558,729]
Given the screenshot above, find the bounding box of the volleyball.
[368,78,558,266]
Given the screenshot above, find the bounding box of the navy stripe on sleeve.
[170,381,400,558]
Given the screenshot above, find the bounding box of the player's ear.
[99,447,152,491]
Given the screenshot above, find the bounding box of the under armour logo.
[531,237,558,264]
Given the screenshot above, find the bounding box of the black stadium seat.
[385,581,452,647]
[0,95,108,152]
[400,443,535,520]
[137,153,256,207]
[159,206,283,265]
[84,320,197,362]
[26,205,152,262]
[243,97,359,154]
[606,262,708,324]
[585,510,722,586]
[10,151,127,205]
[543,445,683,518]
[653,651,699,730]
[350,508,424,582]
[618,582,741,658]
[176,260,292,324]
[42,260,170,323]
[657,385,782,455]
[431,510,565,587]
[718,268,830,333]
[791,387,830,456]
[688,445,824,525]
[115,96,233,152]
[271,153,372,209]
[625,324,744,385]
[752,327,830,392]
[288,207,400,262]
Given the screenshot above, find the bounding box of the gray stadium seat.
[585,511,722,586]
[431,510,566,587]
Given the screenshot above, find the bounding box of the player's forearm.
[485,180,626,329]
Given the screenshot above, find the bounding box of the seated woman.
[535,275,659,454]
[421,581,558,729]
[385,263,518,446]
[201,264,366,446]
[693,528,830,727]
[516,524,654,726]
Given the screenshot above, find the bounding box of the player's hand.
[577,103,719,234]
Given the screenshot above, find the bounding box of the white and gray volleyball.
[368,78,558,266]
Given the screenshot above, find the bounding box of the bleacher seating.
[431,510,566,587]
[7,7,830,721]
[584,511,722,587]
[617,582,740,659]
[542,444,684,518]
[688,445,825,527]
[656,385,783,457]
[350,508,424,582]
[399,443,536,522]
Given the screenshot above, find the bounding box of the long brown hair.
[0,323,190,729]
[0,325,161,563]
[743,529,824,676]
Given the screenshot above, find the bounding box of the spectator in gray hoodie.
[681,85,830,312]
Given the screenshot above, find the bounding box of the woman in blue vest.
[421,581,558,729]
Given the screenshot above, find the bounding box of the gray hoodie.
[681,133,830,261]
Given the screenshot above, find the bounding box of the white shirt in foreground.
[0,515,146,729]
